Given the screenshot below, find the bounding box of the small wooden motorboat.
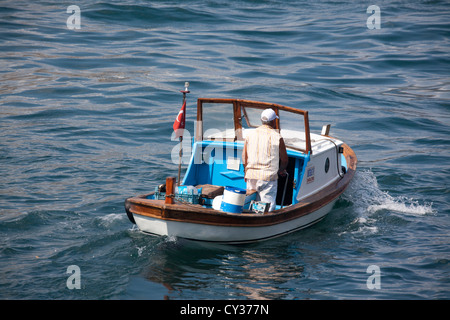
[125,98,357,244]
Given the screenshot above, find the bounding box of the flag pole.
[178,82,190,186]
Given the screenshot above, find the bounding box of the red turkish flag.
[173,100,186,138]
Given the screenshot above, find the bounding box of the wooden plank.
[164,177,176,204]
[304,111,312,155]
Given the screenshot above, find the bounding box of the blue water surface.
[0,0,449,300]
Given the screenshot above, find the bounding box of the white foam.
[339,216,378,236]
[136,246,146,257]
[97,213,126,228]
[340,169,434,235]
[367,196,434,215]
[343,169,434,217]
[165,235,178,243]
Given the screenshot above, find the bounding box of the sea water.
[0,1,449,300]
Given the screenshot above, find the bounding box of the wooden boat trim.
[125,142,357,228]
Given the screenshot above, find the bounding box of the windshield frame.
[196,98,312,154]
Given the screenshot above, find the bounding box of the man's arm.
[242,140,248,175]
[279,137,288,175]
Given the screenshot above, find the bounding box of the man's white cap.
[261,108,279,122]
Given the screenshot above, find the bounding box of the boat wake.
[96,213,127,228]
[341,169,434,234]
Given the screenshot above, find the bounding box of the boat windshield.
[197,99,311,154]
[278,109,307,151]
[241,106,261,129]
[201,102,235,140]
[241,106,307,151]
[241,106,305,132]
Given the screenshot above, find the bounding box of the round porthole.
[325,157,330,173]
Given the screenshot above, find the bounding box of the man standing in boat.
[242,108,289,211]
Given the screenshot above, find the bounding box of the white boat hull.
[132,199,336,244]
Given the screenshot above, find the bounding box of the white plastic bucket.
[212,195,222,211]
[220,186,246,213]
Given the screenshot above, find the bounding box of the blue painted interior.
[182,140,308,206]
[183,141,247,189]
